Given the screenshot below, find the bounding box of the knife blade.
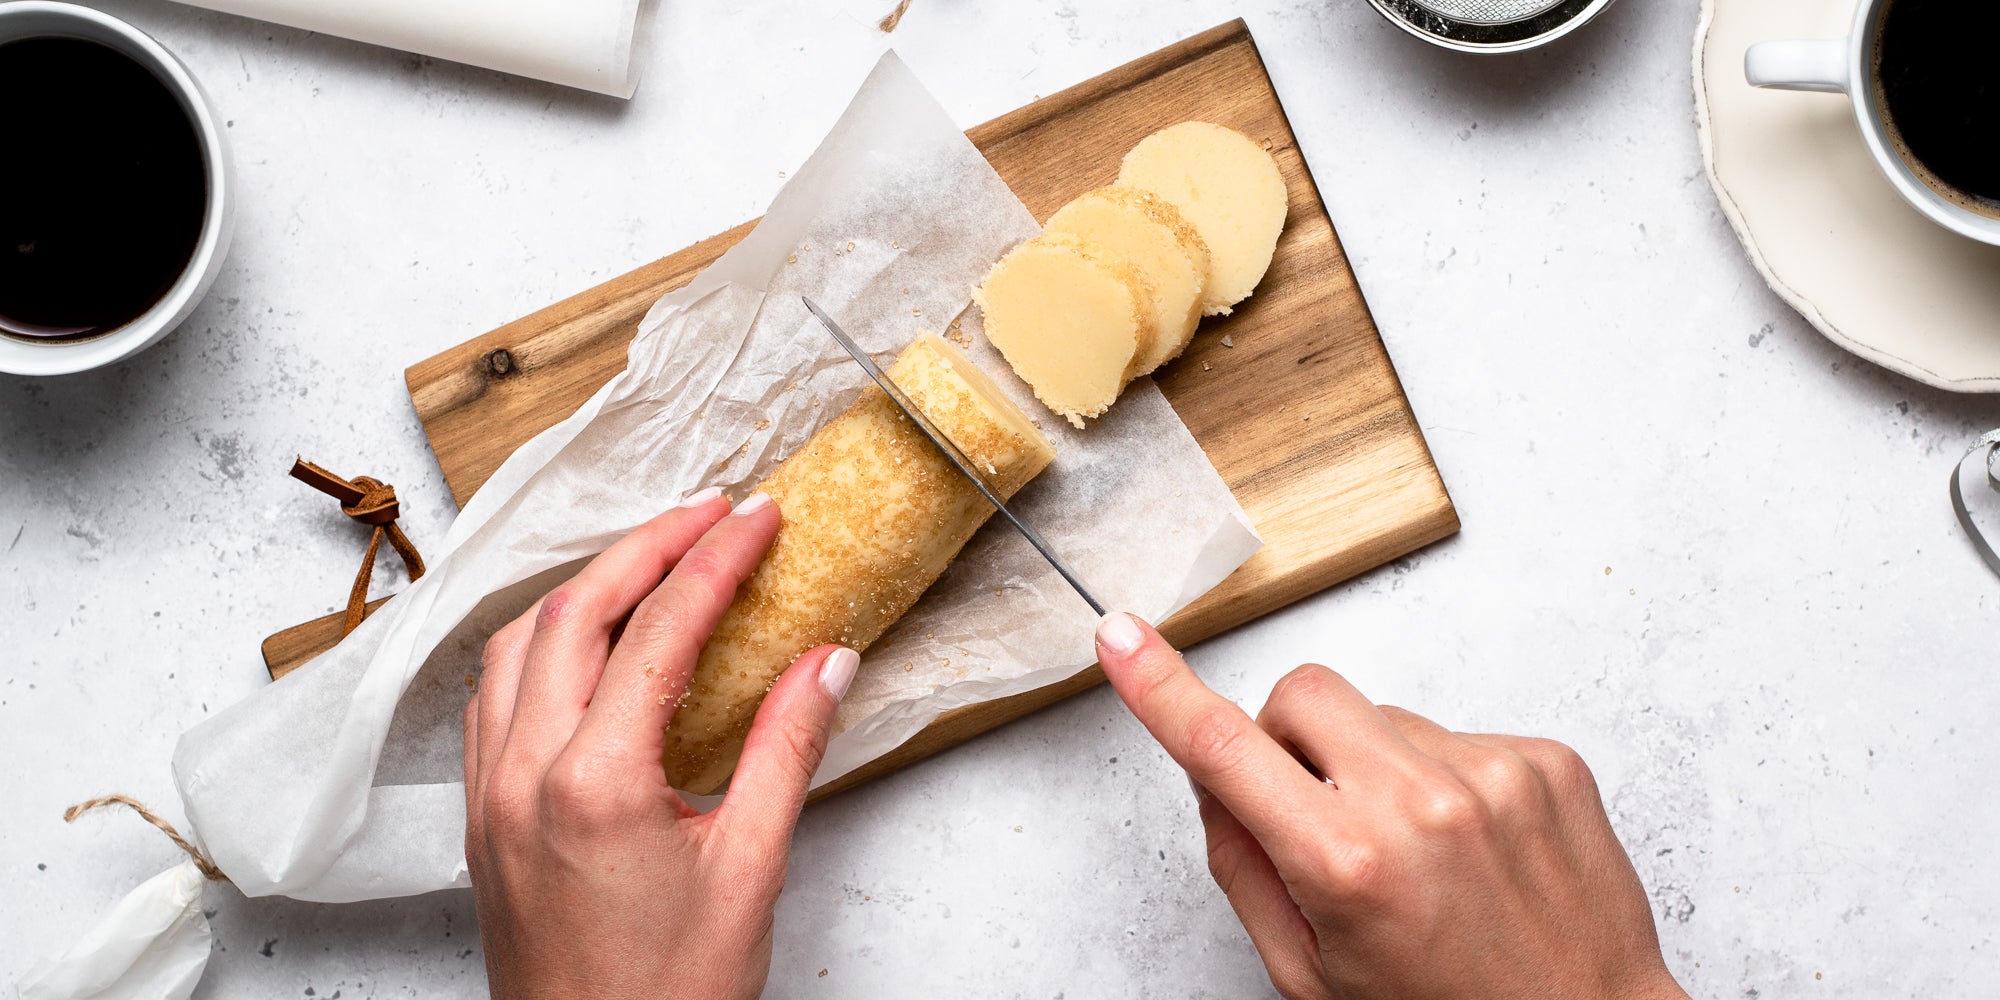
[801,296,1107,617]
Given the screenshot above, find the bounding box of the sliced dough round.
[1117,121,1287,316]
[1045,186,1211,374]
[973,230,1151,429]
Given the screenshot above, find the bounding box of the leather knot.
[289,457,427,642]
[342,477,401,525]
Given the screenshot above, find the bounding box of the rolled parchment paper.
[172,0,648,97]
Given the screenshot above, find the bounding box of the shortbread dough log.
[1117,121,1287,316]
[662,332,1056,793]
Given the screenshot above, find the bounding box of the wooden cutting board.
[263,19,1458,797]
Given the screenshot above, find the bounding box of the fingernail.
[820,647,859,700]
[1187,773,1210,803]
[733,491,773,516]
[677,486,723,508]
[1096,612,1146,656]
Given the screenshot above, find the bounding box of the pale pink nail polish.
[1096,612,1146,656]
[733,491,773,516]
[820,647,859,700]
[677,486,723,508]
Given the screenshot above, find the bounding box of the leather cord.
[289,457,427,639]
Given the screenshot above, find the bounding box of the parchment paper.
[167,50,1259,903]
[27,57,1262,1000]
[170,0,649,97]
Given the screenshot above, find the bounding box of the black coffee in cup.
[0,36,208,341]
[1874,0,2000,219]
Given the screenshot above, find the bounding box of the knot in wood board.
[486,348,517,377]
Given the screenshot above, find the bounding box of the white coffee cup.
[1744,0,2000,247]
[0,1,233,376]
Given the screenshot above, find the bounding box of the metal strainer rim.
[1412,0,1567,27]
[1365,0,1620,52]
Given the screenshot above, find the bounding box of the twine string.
[878,0,912,32]
[63,794,229,883]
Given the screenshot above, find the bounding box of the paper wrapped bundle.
[22,53,1260,999]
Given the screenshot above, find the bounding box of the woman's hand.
[1093,613,1688,1000]
[463,489,858,1000]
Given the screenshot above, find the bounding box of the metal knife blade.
[801,296,1107,616]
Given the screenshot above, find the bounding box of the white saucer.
[1695,0,2000,392]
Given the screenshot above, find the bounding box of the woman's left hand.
[462,490,858,1000]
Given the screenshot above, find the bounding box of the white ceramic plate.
[1694,0,2000,392]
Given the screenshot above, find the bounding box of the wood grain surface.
[266,21,1459,795]
[263,598,388,681]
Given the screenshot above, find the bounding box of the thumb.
[1194,781,1325,997]
[715,644,856,855]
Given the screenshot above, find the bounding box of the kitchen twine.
[61,795,228,883]
[878,0,912,32]
[1953,429,2000,578]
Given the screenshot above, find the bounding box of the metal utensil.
[801,296,1107,616]
[1365,0,1619,53]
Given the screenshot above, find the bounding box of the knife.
[801,296,1107,617]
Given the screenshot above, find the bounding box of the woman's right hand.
[1093,612,1689,1000]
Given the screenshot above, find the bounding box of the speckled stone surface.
[5,1,1999,997]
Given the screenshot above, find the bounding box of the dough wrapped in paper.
[664,332,1056,792]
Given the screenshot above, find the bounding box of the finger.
[1461,733,1598,798]
[500,492,731,772]
[1377,704,1485,771]
[714,644,854,860]
[1095,612,1328,849]
[474,606,538,798]
[1255,665,1424,787]
[1193,779,1325,999]
[570,492,783,766]
[1386,711,1560,844]
[1461,732,1596,827]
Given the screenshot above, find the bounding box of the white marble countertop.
[6,0,1999,996]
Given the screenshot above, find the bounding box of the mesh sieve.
[1367,0,1618,51]
[1413,0,1565,25]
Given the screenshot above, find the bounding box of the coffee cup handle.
[1744,39,1851,94]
